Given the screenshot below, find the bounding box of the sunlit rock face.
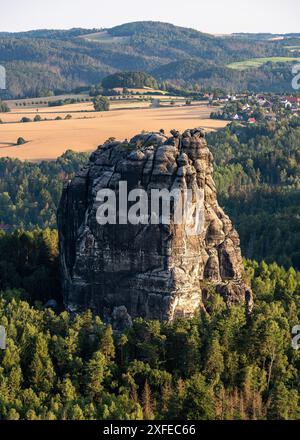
[58,128,253,326]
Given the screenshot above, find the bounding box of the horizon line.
[1,20,300,36]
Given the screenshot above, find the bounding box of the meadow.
[227,56,300,70]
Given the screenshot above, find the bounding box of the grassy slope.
[227,57,300,70]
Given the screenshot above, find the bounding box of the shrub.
[93,95,110,112]
[0,100,10,112]
[16,137,26,145]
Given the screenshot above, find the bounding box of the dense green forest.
[207,118,300,269]
[0,259,299,420]
[0,21,297,97]
[0,117,299,420]
[0,229,59,305]
[153,60,298,94]
[0,150,88,229]
[101,72,158,89]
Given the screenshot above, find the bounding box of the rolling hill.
[0,21,299,97]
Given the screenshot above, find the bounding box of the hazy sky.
[0,0,299,34]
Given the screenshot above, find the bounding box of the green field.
[227,57,300,70]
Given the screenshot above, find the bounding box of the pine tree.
[183,374,215,420]
[100,325,115,362]
[268,383,299,420]
[84,351,106,399]
[204,336,224,383]
[161,380,172,417]
[29,334,55,393]
[142,380,154,420]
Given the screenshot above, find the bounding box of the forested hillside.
[0,21,297,97]
[207,117,300,269]
[0,259,299,420]
[0,150,88,229]
[0,118,299,420]
[153,60,298,93]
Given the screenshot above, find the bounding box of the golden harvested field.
[0,103,227,161]
[0,101,153,123]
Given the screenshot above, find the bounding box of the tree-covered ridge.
[206,118,300,268]
[154,60,299,94]
[101,72,158,89]
[107,21,284,62]
[0,21,295,98]
[0,150,89,230]
[0,29,100,40]
[0,259,299,420]
[208,118,300,181]
[0,229,59,305]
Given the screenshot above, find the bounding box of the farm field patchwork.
[0,103,227,161]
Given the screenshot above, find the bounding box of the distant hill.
[0,21,298,97]
[0,28,100,39]
[232,32,300,41]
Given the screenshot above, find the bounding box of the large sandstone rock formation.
[58,128,253,325]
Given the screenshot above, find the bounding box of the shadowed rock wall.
[58,128,253,325]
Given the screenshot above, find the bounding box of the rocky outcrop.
[58,128,253,326]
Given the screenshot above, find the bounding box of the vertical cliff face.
[58,128,253,325]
